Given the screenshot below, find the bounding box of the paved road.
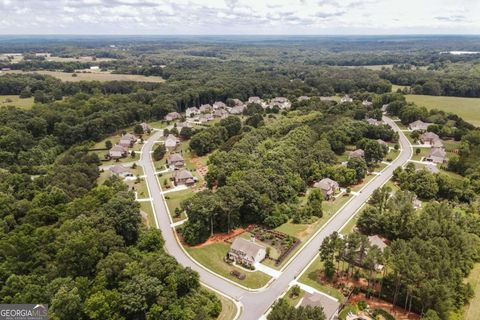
[139,117,412,320]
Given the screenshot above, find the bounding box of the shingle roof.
[110,164,130,174]
[230,237,266,260]
[313,178,339,191]
[168,153,184,163]
[301,293,340,320]
[174,169,193,180]
[368,235,387,251]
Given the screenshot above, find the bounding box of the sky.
[0,0,479,35]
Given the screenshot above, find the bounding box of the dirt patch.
[350,293,420,320]
[189,228,247,248]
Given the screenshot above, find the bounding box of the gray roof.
[313,178,339,191]
[368,235,387,251]
[168,153,184,163]
[428,147,446,158]
[110,145,127,152]
[174,169,194,180]
[110,164,130,174]
[349,149,365,158]
[301,293,340,320]
[230,237,266,260]
[165,134,179,146]
[122,133,137,141]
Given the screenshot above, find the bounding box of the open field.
[0,95,34,109]
[1,70,165,83]
[463,263,480,320]
[406,94,480,126]
[186,242,272,289]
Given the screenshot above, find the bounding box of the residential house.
[413,197,422,210]
[425,147,447,163]
[362,100,373,107]
[368,235,388,252]
[186,107,200,118]
[108,145,128,159]
[213,101,227,109]
[109,164,133,178]
[366,118,381,126]
[297,96,310,102]
[409,120,431,131]
[140,122,151,133]
[198,113,214,123]
[420,132,443,147]
[229,105,246,115]
[340,95,353,103]
[367,235,388,271]
[164,134,179,151]
[248,96,262,104]
[199,104,213,113]
[349,149,365,159]
[167,153,185,169]
[232,99,244,106]
[269,97,291,109]
[227,237,267,268]
[165,112,181,121]
[313,178,339,200]
[214,109,229,119]
[300,293,340,320]
[119,133,137,146]
[173,169,195,186]
[376,139,388,146]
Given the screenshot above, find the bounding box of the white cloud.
[0,0,478,34]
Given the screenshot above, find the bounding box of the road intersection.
[137,116,412,320]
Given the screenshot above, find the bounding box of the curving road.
[138,116,412,320]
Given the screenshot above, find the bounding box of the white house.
[228,237,266,268]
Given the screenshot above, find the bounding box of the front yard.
[186,242,272,289]
[164,188,192,222]
[298,258,345,301]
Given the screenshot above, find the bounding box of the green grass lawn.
[463,263,480,320]
[411,147,431,161]
[214,291,238,320]
[351,174,375,192]
[391,84,410,92]
[339,213,360,235]
[298,258,344,301]
[406,95,480,127]
[0,95,34,109]
[283,287,306,307]
[385,149,400,162]
[127,178,149,199]
[139,201,156,229]
[164,189,193,222]
[186,242,272,289]
[276,194,352,242]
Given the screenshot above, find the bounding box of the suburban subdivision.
[1,28,480,320]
